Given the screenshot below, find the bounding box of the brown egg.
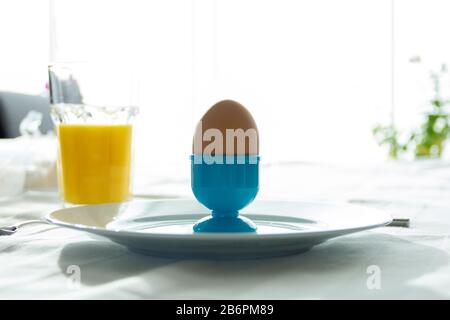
[193,100,259,156]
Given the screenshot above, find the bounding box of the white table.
[1,161,449,299]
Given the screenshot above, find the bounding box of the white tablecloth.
[1,161,449,299]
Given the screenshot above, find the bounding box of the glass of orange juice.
[48,62,139,206]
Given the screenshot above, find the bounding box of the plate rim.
[45,198,392,240]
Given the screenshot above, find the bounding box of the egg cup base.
[193,214,257,233]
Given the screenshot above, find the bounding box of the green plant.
[372,124,408,159]
[411,65,450,158]
[374,64,450,160]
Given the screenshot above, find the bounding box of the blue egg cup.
[191,155,260,233]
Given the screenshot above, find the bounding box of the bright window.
[2,0,450,176]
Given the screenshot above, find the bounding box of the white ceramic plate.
[46,199,391,259]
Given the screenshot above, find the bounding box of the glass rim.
[48,60,140,69]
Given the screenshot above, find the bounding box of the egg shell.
[193,99,259,155]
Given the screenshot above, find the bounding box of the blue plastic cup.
[191,155,260,232]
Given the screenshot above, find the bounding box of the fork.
[0,220,50,236]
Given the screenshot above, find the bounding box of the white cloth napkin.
[0,137,57,199]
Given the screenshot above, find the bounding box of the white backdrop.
[2,0,450,177]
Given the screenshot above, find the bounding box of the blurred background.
[1,0,450,187]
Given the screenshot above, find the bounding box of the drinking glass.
[48,62,139,206]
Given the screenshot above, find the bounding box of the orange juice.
[57,124,133,204]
